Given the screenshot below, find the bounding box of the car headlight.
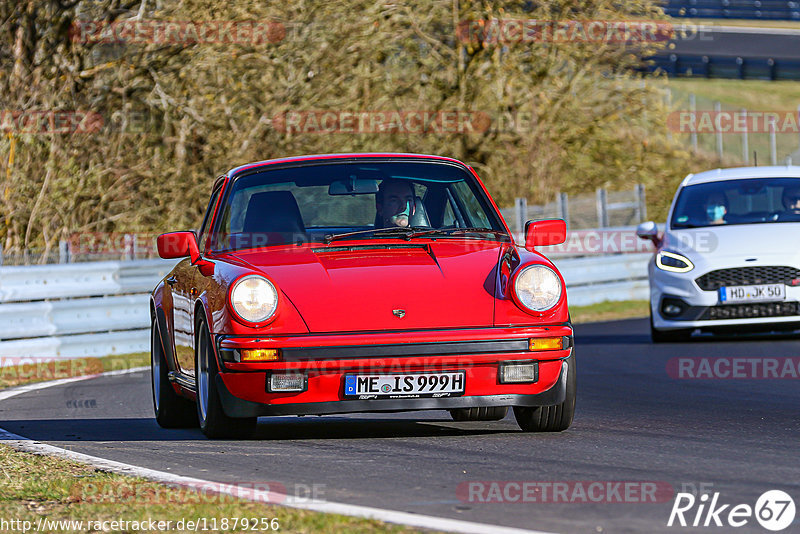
[514,265,562,312]
[230,275,278,323]
[656,251,694,273]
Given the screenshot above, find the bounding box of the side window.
[452,181,491,228]
[198,186,223,252]
[441,198,457,226]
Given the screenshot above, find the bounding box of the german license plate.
[719,284,785,303]
[344,372,465,399]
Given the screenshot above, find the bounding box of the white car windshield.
[671,177,800,229]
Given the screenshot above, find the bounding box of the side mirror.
[157,231,201,261]
[525,219,567,250]
[636,221,661,246]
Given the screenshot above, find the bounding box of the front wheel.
[513,351,576,432]
[195,320,257,439]
[151,320,197,428]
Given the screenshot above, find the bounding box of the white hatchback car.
[637,166,800,342]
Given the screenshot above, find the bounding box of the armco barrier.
[0,252,651,362]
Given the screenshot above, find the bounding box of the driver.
[376,179,416,228]
[703,192,728,225]
[781,185,800,215]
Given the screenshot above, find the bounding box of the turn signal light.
[528,337,563,351]
[240,349,281,362]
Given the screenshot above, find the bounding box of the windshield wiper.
[323,226,509,244]
[438,227,509,238]
[323,227,422,244]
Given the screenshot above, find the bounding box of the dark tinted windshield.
[212,161,506,250]
[671,177,800,229]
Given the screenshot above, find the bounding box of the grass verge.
[665,78,800,112]
[570,300,650,324]
[0,444,421,533]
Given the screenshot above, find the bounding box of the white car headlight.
[514,265,562,312]
[656,251,694,273]
[230,275,278,323]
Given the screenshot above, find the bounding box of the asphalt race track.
[1,318,799,533]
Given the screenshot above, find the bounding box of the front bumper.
[649,262,800,331]
[212,325,573,417]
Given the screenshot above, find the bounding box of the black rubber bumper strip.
[219,336,573,362]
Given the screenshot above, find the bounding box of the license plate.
[343,372,466,399]
[719,284,786,304]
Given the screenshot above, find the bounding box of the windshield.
[670,177,800,229]
[211,161,507,250]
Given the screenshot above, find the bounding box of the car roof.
[227,153,468,177]
[681,165,800,186]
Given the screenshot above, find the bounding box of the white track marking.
[0,367,558,534]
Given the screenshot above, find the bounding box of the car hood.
[665,223,800,264]
[227,240,502,333]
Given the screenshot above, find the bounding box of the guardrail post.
[58,240,70,264]
[635,184,647,223]
[514,197,527,234]
[596,188,609,228]
[770,122,777,165]
[714,101,723,159]
[557,192,569,228]
[123,233,135,261]
[741,108,749,164]
[689,93,698,153]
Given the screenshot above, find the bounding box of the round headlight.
[514,265,562,312]
[230,275,278,323]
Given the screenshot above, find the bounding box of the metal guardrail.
[648,54,800,81]
[0,259,175,303]
[664,0,800,20]
[0,251,652,362]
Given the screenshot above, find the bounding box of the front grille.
[695,266,800,291]
[701,302,800,320]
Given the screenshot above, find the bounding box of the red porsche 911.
[151,153,575,438]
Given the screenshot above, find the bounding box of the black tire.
[449,406,509,421]
[513,350,576,432]
[195,320,257,439]
[650,313,692,343]
[151,320,198,428]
